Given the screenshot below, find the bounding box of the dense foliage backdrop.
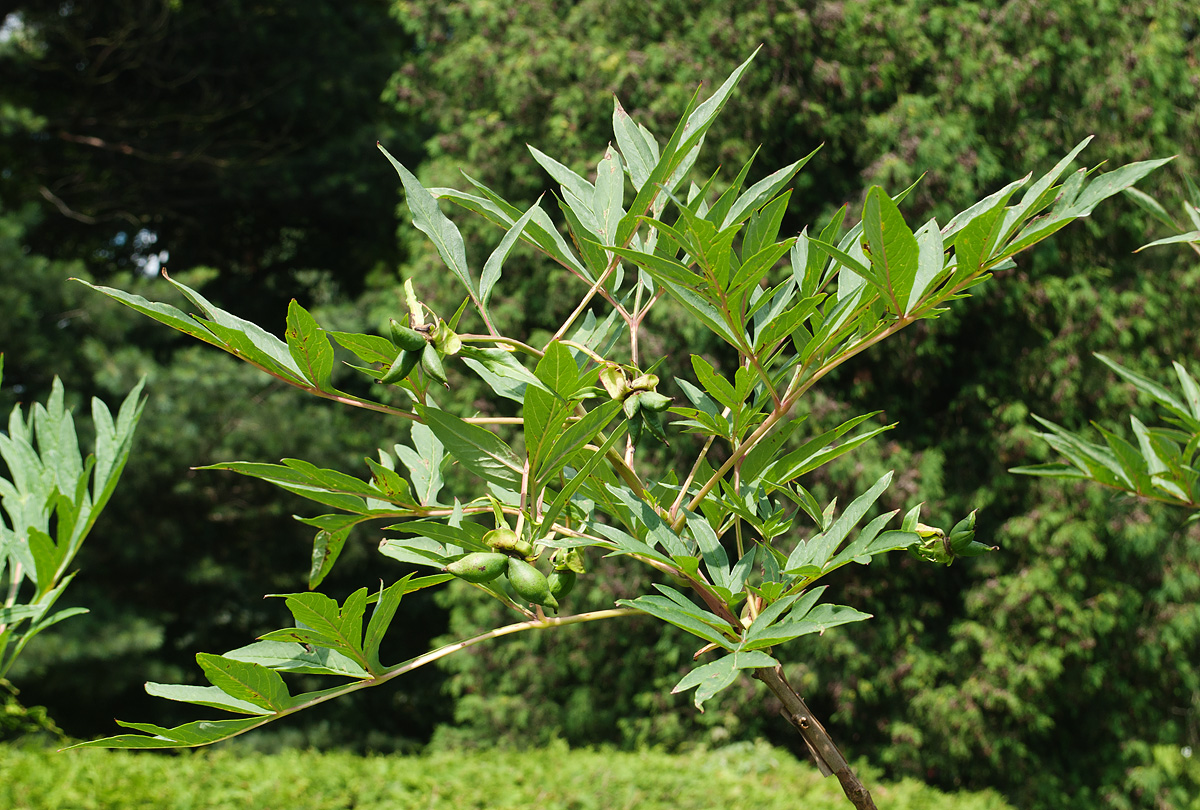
[2,2,1198,808]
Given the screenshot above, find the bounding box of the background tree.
[0,0,450,747]
[384,2,1200,807]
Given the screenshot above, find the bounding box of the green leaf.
[941,174,1029,242]
[617,593,735,650]
[1174,362,1200,422]
[999,158,1174,262]
[539,400,624,486]
[1007,463,1091,480]
[764,412,892,484]
[679,48,760,155]
[616,49,759,246]
[999,137,1092,242]
[785,472,893,571]
[558,195,611,279]
[606,485,689,558]
[272,590,368,662]
[481,200,542,307]
[27,528,60,589]
[725,149,821,230]
[742,191,794,263]
[196,653,293,712]
[741,603,872,650]
[223,640,370,679]
[954,205,1003,276]
[73,279,223,348]
[327,331,398,365]
[826,528,917,570]
[379,144,477,299]
[1027,415,1128,488]
[284,300,335,392]
[592,523,672,567]
[1135,230,1200,252]
[66,717,265,750]
[1095,354,1195,427]
[534,340,586,400]
[142,683,272,716]
[0,605,42,625]
[613,97,656,190]
[1068,157,1176,217]
[807,237,879,292]
[690,355,739,411]
[594,145,625,248]
[528,145,594,204]
[524,384,569,485]
[401,518,491,551]
[908,218,946,313]
[728,240,795,299]
[686,512,730,590]
[200,461,371,514]
[671,650,778,711]
[308,522,353,590]
[536,422,627,538]
[459,345,546,404]
[1096,424,1151,492]
[743,590,806,639]
[396,421,445,506]
[416,406,523,491]
[365,457,416,505]
[165,274,306,384]
[364,576,412,673]
[440,179,590,281]
[1123,186,1178,230]
[91,376,146,513]
[862,186,920,314]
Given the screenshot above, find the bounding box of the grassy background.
[0,740,1013,810]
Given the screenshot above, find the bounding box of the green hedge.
[0,741,1013,810]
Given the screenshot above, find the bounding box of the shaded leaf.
[671,650,777,711]
[416,406,523,491]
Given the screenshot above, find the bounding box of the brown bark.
[754,665,878,810]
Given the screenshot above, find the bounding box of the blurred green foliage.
[0,741,1017,810]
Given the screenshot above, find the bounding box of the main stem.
[657,565,877,809]
[754,665,878,810]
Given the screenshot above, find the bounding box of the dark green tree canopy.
[1,0,416,302]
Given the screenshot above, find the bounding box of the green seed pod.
[484,528,519,552]
[953,539,998,558]
[379,349,421,384]
[433,320,462,355]
[629,372,659,391]
[421,342,449,386]
[599,364,630,400]
[642,408,668,444]
[638,391,672,413]
[552,547,586,575]
[389,319,428,352]
[484,528,534,558]
[949,510,977,538]
[912,525,953,565]
[507,557,558,610]
[623,391,644,420]
[445,552,509,583]
[948,511,979,553]
[547,568,576,599]
[627,413,644,445]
